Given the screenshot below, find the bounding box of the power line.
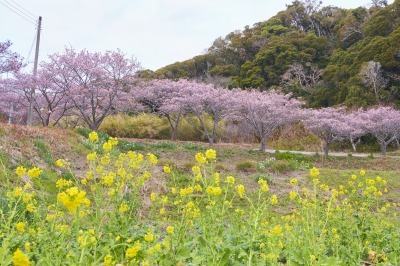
[25,30,37,65]
[2,0,37,23]
[9,0,37,19]
[3,0,36,20]
[0,0,37,25]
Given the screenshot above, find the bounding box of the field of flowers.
[1,132,399,265]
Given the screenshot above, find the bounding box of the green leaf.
[0,247,12,266]
[199,236,208,249]
[175,246,191,261]
[238,249,248,259]
[319,256,343,266]
[218,248,231,266]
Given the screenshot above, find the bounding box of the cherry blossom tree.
[177,83,236,146]
[133,79,188,140]
[41,48,140,130]
[303,107,349,156]
[234,90,303,152]
[0,41,25,122]
[0,40,23,74]
[338,110,366,152]
[358,107,400,156]
[0,79,27,124]
[10,71,73,126]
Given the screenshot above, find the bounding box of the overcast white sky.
[0,0,393,71]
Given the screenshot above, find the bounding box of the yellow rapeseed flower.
[57,187,90,212]
[309,167,320,177]
[214,172,220,184]
[26,203,36,213]
[108,188,115,196]
[88,132,99,142]
[289,191,298,200]
[101,173,116,186]
[270,194,278,205]
[206,186,222,196]
[103,254,114,266]
[179,187,194,197]
[270,225,282,235]
[144,232,154,242]
[258,179,269,192]
[16,222,26,233]
[225,176,235,185]
[205,149,216,159]
[24,242,31,252]
[236,184,245,198]
[195,153,207,164]
[163,165,171,173]
[154,244,162,251]
[13,248,30,266]
[192,166,201,174]
[118,202,129,213]
[166,226,174,235]
[103,142,113,151]
[360,170,366,176]
[194,184,202,192]
[150,193,157,202]
[55,159,67,168]
[366,179,375,186]
[27,167,42,178]
[126,242,141,259]
[100,155,111,165]
[159,208,166,215]
[13,187,23,198]
[147,153,158,165]
[15,166,27,177]
[56,178,73,189]
[108,137,118,146]
[86,152,97,161]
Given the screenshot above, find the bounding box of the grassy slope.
[1,123,399,209]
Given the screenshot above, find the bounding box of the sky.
[0,0,394,71]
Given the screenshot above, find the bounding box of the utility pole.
[8,103,13,124]
[27,16,42,126]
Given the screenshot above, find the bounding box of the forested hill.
[139,0,400,108]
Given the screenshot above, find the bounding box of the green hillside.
[141,0,400,108]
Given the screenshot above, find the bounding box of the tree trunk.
[350,138,360,152]
[171,126,178,141]
[324,141,330,157]
[396,138,400,151]
[380,142,387,156]
[89,122,99,131]
[211,120,218,146]
[208,137,214,146]
[260,138,267,153]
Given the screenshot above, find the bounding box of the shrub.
[236,161,257,172]
[117,140,147,152]
[100,113,171,139]
[269,160,292,173]
[274,151,310,163]
[251,173,271,183]
[257,157,276,171]
[183,143,206,151]
[268,123,319,151]
[150,142,177,150]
